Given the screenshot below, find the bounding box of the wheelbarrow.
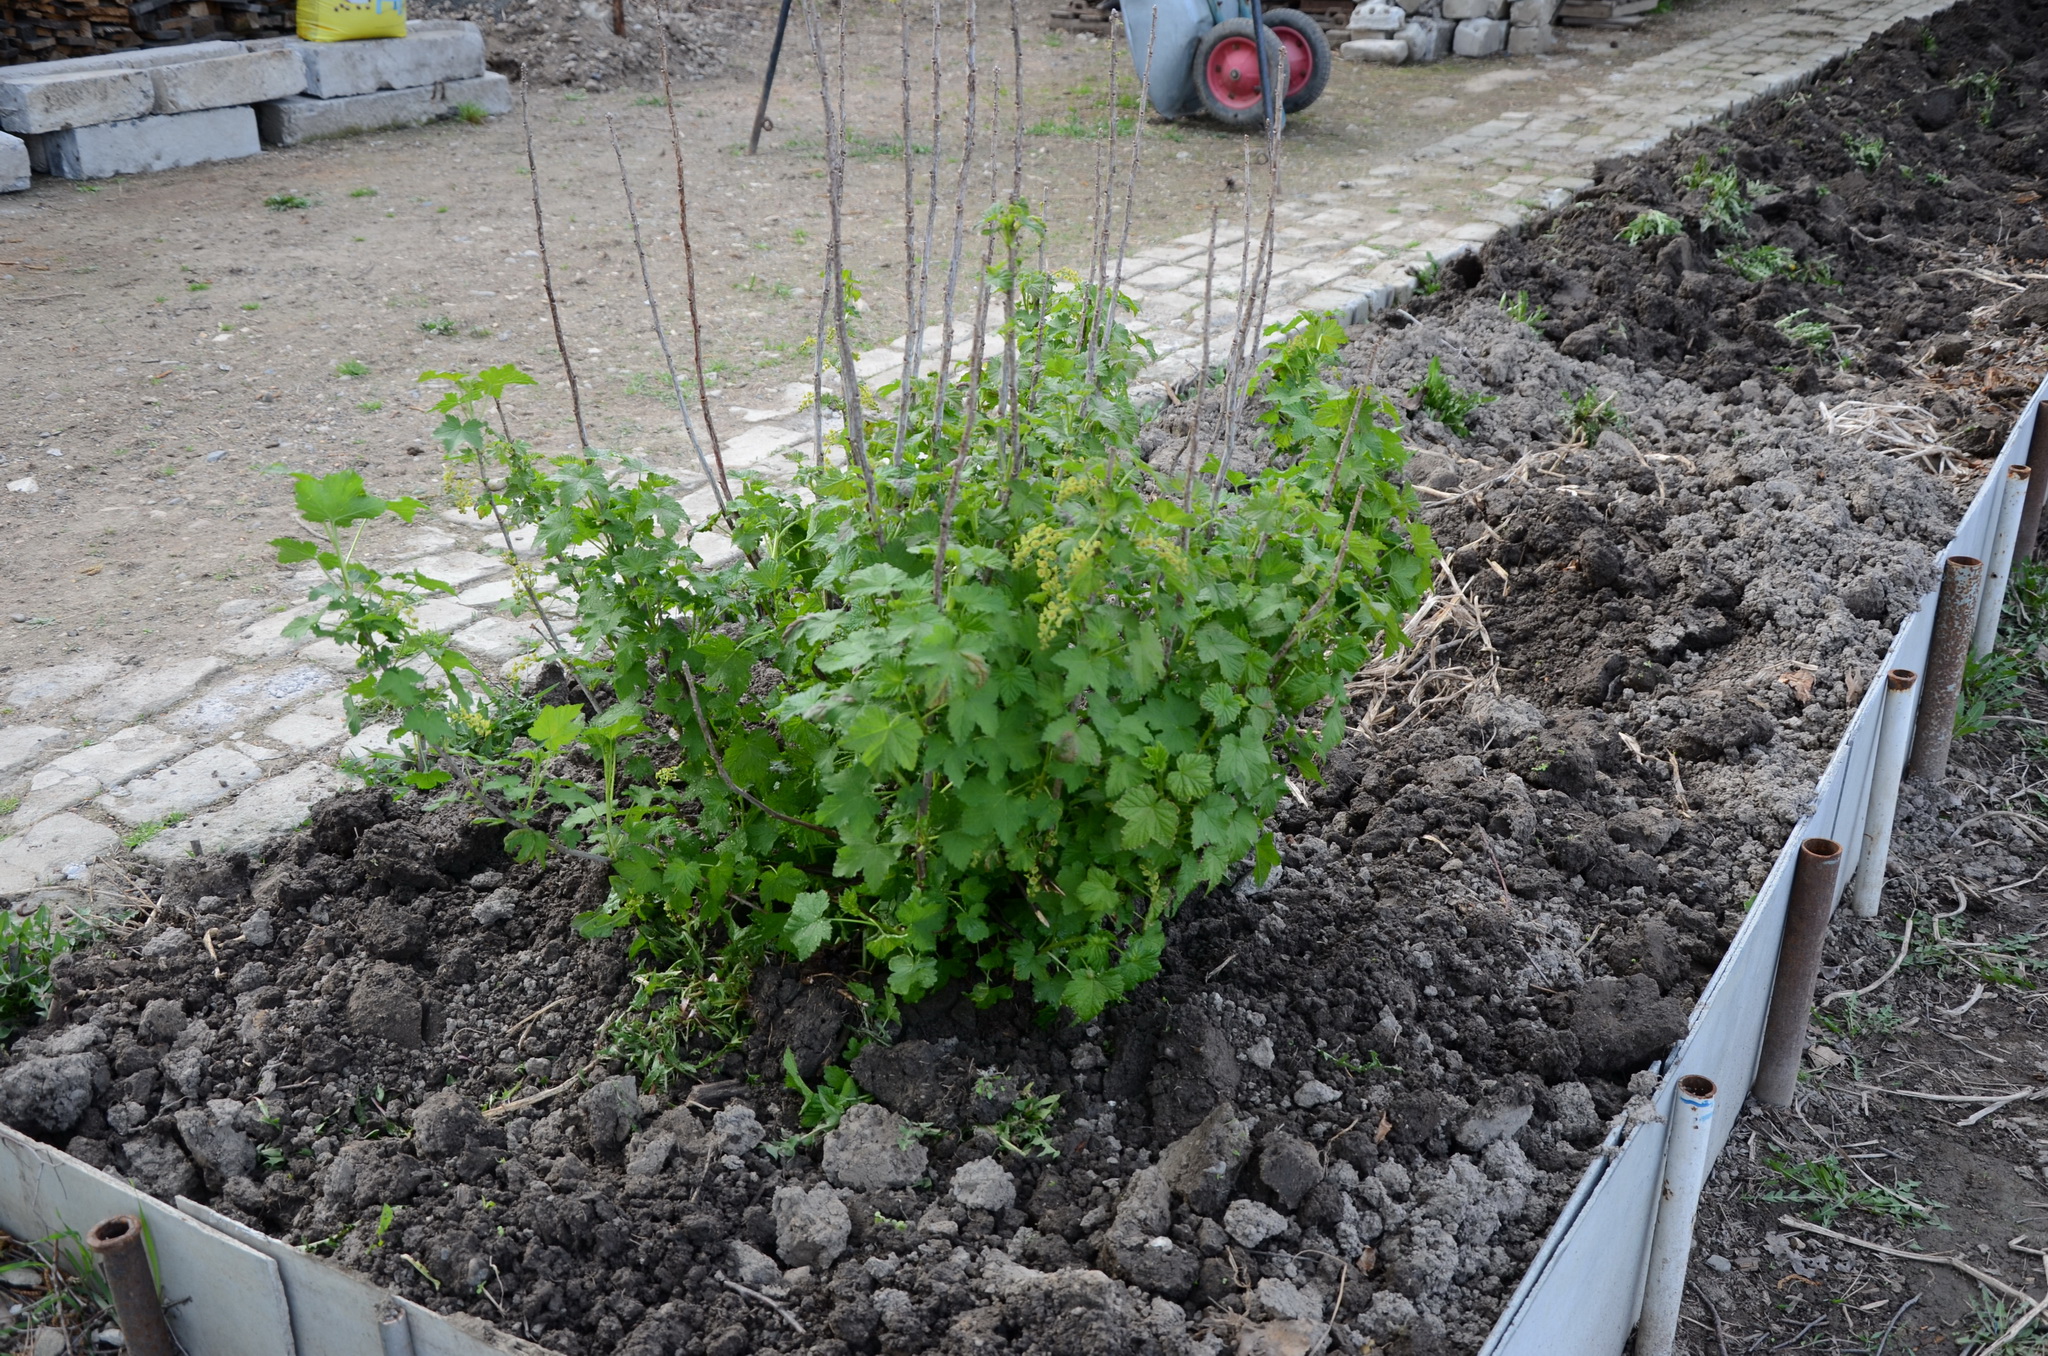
[1119,0,1332,129]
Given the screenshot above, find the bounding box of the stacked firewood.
[1,0,294,67]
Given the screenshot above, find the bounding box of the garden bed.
[3,4,2046,1355]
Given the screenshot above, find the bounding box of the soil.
[2,0,1769,677]
[4,3,2048,1356]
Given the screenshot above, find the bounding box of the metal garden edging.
[1479,378,2048,1355]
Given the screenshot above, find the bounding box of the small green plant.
[1814,996,1902,1041]
[359,399,384,413]
[372,1204,396,1247]
[1563,389,1625,445]
[1954,1288,2048,1355]
[632,95,667,107]
[335,359,370,378]
[767,1050,871,1157]
[186,281,209,292]
[1319,1046,1400,1075]
[977,1077,1062,1159]
[1498,291,1548,327]
[0,795,17,816]
[1412,253,1445,297]
[418,316,458,337]
[453,102,488,125]
[1958,71,2001,126]
[1410,356,1494,438]
[240,301,262,311]
[1681,157,1772,237]
[1957,648,2023,736]
[1844,132,1886,171]
[120,813,184,849]
[623,369,684,407]
[1617,209,1682,244]
[1755,1153,1940,1227]
[349,186,379,198]
[1773,309,1834,355]
[0,909,79,1043]
[1718,243,1797,282]
[1917,26,1936,53]
[264,192,311,211]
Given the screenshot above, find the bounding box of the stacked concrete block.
[26,106,260,178]
[1453,16,1510,54]
[149,48,306,115]
[1398,15,1456,62]
[0,69,155,134]
[250,21,505,147]
[0,131,27,192]
[1508,0,1560,52]
[1342,1,1410,62]
[1345,0,1554,63]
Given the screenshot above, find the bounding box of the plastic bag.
[297,0,407,42]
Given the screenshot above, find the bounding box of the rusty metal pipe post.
[1752,838,1843,1108]
[1905,555,1984,785]
[2017,407,2048,562]
[85,1215,174,1356]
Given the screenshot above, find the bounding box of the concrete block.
[148,48,305,115]
[0,68,153,135]
[1346,2,1406,32]
[254,71,509,147]
[0,131,26,192]
[1341,37,1411,62]
[75,655,230,726]
[1453,16,1509,55]
[1392,0,1437,12]
[136,762,339,862]
[1507,22,1558,54]
[27,105,257,179]
[1396,16,1454,61]
[0,726,73,779]
[1508,0,1558,23]
[8,725,192,828]
[0,40,244,78]
[249,23,484,99]
[1442,0,1506,17]
[96,743,265,825]
[0,814,119,899]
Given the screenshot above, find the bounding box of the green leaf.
[1215,729,1269,792]
[1060,971,1114,1020]
[1193,624,1252,682]
[1111,783,1179,849]
[270,537,319,564]
[1165,752,1215,803]
[843,707,922,773]
[528,704,585,753]
[290,470,390,527]
[787,890,832,959]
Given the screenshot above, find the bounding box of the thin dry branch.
[519,91,590,449]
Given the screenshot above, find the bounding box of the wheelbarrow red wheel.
[1261,7,1330,114]
[1193,17,1289,130]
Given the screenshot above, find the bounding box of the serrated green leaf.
[1111,783,1179,849]
[843,707,921,773]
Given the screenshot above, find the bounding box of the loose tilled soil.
[4,4,2048,1355]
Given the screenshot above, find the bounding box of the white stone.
[7,661,114,711]
[1347,2,1406,32]
[225,607,311,661]
[0,68,153,135]
[253,70,510,147]
[26,105,259,180]
[1453,17,1509,56]
[264,694,348,752]
[0,131,26,192]
[73,656,228,727]
[411,597,477,633]
[9,725,192,828]
[1224,1199,1289,1249]
[1396,16,1454,62]
[1442,0,1506,18]
[1507,23,1557,55]
[401,551,502,589]
[1508,0,1558,23]
[0,726,73,777]
[719,423,806,474]
[0,41,245,78]
[147,48,304,116]
[1341,36,1411,63]
[135,762,339,863]
[96,743,263,825]
[162,664,335,735]
[0,814,119,899]
[456,578,517,608]
[249,23,485,99]
[454,617,541,663]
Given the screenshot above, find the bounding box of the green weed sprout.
[1774,309,1834,355]
[1563,390,1625,445]
[0,908,80,1041]
[1412,254,1445,296]
[1718,244,1796,282]
[418,316,458,337]
[336,359,370,378]
[1617,210,1681,245]
[1755,1153,1940,1227]
[1844,132,1886,171]
[767,1051,871,1157]
[1410,356,1494,438]
[264,192,312,211]
[349,186,379,198]
[454,102,489,125]
[1498,291,1548,327]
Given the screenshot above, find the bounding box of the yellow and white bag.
[297,0,407,42]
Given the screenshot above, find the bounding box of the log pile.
[1,0,294,67]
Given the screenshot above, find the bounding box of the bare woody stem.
[485,394,601,713]
[679,662,836,838]
[658,14,731,500]
[519,90,590,450]
[929,0,980,466]
[932,230,999,605]
[1180,204,1220,541]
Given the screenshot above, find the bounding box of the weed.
[187,281,209,292]
[1498,291,1548,327]
[120,813,184,848]
[1563,389,1625,445]
[0,795,16,816]
[241,301,262,311]
[973,1076,1062,1158]
[335,359,370,378]
[1844,132,1886,171]
[1958,71,2000,126]
[349,186,379,198]
[563,89,587,101]
[1681,157,1772,237]
[453,101,488,126]
[1798,255,1842,286]
[372,1203,396,1247]
[359,399,384,413]
[1319,1046,1400,1075]
[632,95,667,107]
[1718,243,1796,282]
[1917,26,1936,53]
[1814,996,1902,1041]
[1617,209,1682,244]
[1957,648,2023,737]
[264,192,312,211]
[0,908,80,1042]
[1774,309,1834,355]
[623,369,685,408]
[1755,1153,1940,1227]
[1410,356,1494,437]
[1411,253,1445,296]
[1954,1288,2048,1355]
[767,1051,871,1157]
[418,316,458,337]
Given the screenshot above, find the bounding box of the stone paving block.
[135,761,338,863]
[409,597,477,634]
[1508,24,1558,55]
[162,664,335,736]
[0,726,73,777]
[7,661,116,711]
[400,551,502,590]
[1348,2,1407,32]
[224,607,312,662]
[250,24,485,99]
[253,72,509,147]
[74,656,229,727]
[0,131,26,192]
[27,105,259,179]
[454,617,542,664]
[0,68,153,135]
[0,814,119,899]
[9,725,193,828]
[264,695,349,753]
[96,743,264,825]
[721,423,806,474]
[1454,18,1509,56]
[148,48,305,116]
